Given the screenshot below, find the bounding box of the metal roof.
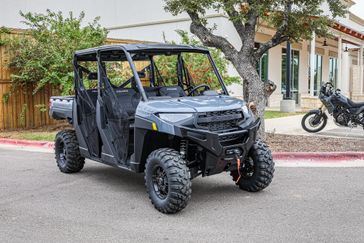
[74,43,209,58]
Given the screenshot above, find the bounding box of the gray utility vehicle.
[49,44,275,214]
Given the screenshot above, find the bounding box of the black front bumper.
[177,118,261,176]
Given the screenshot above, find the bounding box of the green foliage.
[7,10,108,95]
[158,30,240,87]
[165,0,347,42]
[0,26,11,46]
[35,104,47,112]
[19,104,27,127]
[0,26,11,34]
[2,92,10,104]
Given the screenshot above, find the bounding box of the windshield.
[152,52,223,91]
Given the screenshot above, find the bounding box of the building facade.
[1,0,364,109]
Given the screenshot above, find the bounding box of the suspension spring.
[180,139,188,159]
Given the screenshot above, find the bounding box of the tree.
[164,0,347,137]
[7,10,108,95]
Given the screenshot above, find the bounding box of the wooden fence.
[0,29,145,130]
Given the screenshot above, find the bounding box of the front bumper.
[177,118,261,176]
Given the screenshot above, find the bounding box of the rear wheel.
[145,148,192,214]
[55,130,85,173]
[301,111,327,133]
[230,140,274,192]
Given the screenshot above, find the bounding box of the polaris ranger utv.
[49,44,275,214]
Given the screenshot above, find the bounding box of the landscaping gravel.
[266,133,364,152]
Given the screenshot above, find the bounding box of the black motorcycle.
[301,82,364,133]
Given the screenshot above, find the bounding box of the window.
[281,48,300,102]
[255,43,269,81]
[309,54,323,96]
[329,57,338,88]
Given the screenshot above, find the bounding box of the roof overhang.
[333,22,364,42]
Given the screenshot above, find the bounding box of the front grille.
[196,109,244,132]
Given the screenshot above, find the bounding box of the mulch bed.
[266,133,364,152]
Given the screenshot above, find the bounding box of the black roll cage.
[73,45,229,101]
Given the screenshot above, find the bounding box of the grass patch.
[264,111,304,119]
[0,131,57,141]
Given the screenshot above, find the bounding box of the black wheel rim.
[152,166,169,200]
[57,141,67,167]
[241,157,255,178]
[308,114,324,128]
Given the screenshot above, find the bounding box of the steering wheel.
[187,84,211,96]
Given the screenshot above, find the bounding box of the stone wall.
[300,95,322,111]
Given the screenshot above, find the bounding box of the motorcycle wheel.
[301,111,327,133]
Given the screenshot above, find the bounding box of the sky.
[350,0,364,19]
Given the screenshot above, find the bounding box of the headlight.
[158,113,194,123]
[242,105,249,114]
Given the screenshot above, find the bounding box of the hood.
[136,95,246,115]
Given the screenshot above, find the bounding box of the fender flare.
[308,109,328,119]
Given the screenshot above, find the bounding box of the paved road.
[1,147,364,243]
[265,114,364,139]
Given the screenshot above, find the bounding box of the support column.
[360,45,364,94]
[310,32,316,96]
[337,37,342,90]
[342,50,350,96]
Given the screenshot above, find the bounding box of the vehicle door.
[74,61,101,158]
[96,51,133,165]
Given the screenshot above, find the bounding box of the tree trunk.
[232,59,273,139]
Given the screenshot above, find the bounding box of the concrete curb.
[273,152,364,161]
[0,138,54,149]
[1,138,363,161]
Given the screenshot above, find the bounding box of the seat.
[159,86,185,98]
[348,99,364,108]
[144,86,159,97]
[115,88,139,116]
[86,89,98,106]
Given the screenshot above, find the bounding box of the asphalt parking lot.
[1,146,364,243]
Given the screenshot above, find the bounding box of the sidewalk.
[265,114,364,139]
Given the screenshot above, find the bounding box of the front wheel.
[231,140,274,192]
[301,111,327,133]
[144,148,192,214]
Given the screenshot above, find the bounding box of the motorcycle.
[301,82,364,133]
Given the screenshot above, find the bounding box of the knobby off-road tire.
[55,129,85,173]
[145,148,192,214]
[301,111,327,133]
[231,140,274,192]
